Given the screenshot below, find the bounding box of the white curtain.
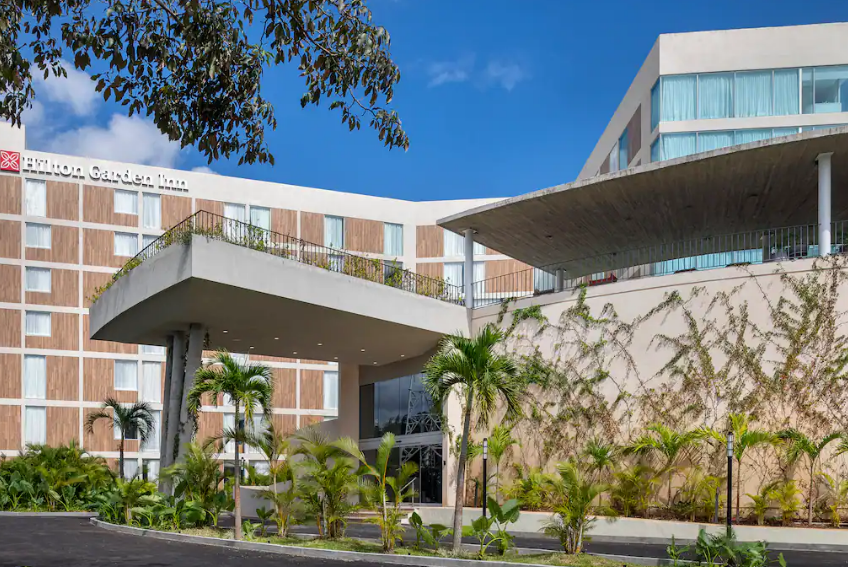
[774,69,800,116]
[223,413,235,452]
[25,312,51,337]
[323,371,339,410]
[734,129,773,145]
[24,355,46,399]
[661,133,697,161]
[114,190,138,215]
[249,416,267,453]
[114,232,138,257]
[140,362,162,402]
[534,269,556,293]
[698,131,734,152]
[384,223,403,256]
[250,206,271,230]
[443,230,464,257]
[142,194,161,229]
[735,71,772,117]
[144,460,160,481]
[698,73,733,119]
[329,254,344,271]
[141,344,166,356]
[25,267,51,293]
[444,262,463,286]
[24,407,46,445]
[472,261,485,283]
[661,75,697,121]
[224,203,246,240]
[608,143,619,172]
[124,460,139,480]
[114,360,138,391]
[25,223,51,249]
[141,411,161,451]
[324,216,344,249]
[473,241,485,255]
[25,179,46,217]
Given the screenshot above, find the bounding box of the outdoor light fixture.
[726,431,734,536]
[482,438,489,518]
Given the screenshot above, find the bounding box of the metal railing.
[472,221,847,309]
[108,210,465,305]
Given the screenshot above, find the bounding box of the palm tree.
[159,442,224,515]
[423,324,523,552]
[582,437,617,504]
[776,428,842,525]
[699,413,775,521]
[487,424,520,503]
[244,423,302,537]
[187,350,274,540]
[86,397,155,480]
[627,423,702,509]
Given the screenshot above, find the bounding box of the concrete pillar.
[177,323,205,455]
[161,331,185,493]
[158,335,174,488]
[555,269,564,293]
[464,229,474,309]
[336,363,360,442]
[818,152,833,257]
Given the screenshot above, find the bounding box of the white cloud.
[427,55,475,87]
[191,166,217,174]
[34,62,99,116]
[21,100,45,127]
[47,114,182,167]
[484,61,528,92]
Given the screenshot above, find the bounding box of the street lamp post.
[482,438,488,518]
[726,431,734,538]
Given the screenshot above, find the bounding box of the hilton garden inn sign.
[0,149,188,193]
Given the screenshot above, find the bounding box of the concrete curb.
[90,518,668,567]
[0,511,97,518]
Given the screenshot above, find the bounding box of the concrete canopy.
[89,236,466,365]
[439,128,848,275]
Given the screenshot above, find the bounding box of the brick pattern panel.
[416,263,443,279]
[47,181,79,221]
[84,357,137,403]
[299,369,324,410]
[47,407,79,446]
[0,264,20,303]
[272,208,297,237]
[271,368,297,409]
[83,185,138,227]
[0,175,21,214]
[416,225,443,258]
[84,315,136,354]
[0,220,21,259]
[485,259,534,293]
[83,271,114,307]
[300,212,324,245]
[300,415,324,428]
[196,199,223,216]
[345,218,383,254]
[0,353,21,398]
[26,312,78,351]
[84,228,130,268]
[26,268,79,307]
[271,414,297,436]
[0,309,21,347]
[0,406,21,450]
[196,411,223,445]
[47,355,79,401]
[25,225,78,264]
[84,408,115,452]
[162,194,192,228]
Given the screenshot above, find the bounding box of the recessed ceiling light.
[317,343,323,346]
[222,330,228,334]
[333,356,338,360]
[360,348,365,352]
[400,354,405,357]
[373,361,378,365]
[249,346,255,349]
[274,337,279,340]
[293,351,298,355]
[232,338,241,342]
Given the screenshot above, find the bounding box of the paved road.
[0,516,846,567]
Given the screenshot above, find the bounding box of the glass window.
[698,73,733,119]
[223,413,235,452]
[24,407,46,445]
[735,71,772,117]
[734,129,773,145]
[473,241,486,255]
[660,133,697,161]
[774,69,800,116]
[114,232,138,257]
[114,360,138,391]
[324,215,344,249]
[698,131,734,152]
[323,371,339,410]
[443,230,464,257]
[142,193,161,229]
[224,203,246,240]
[650,139,660,162]
[143,459,160,481]
[384,223,403,257]
[116,423,139,441]
[141,343,166,356]
[114,190,138,215]
[142,234,157,250]
[25,223,51,249]
[472,261,485,284]
[534,269,555,293]
[650,80,660,131]
[25,312,51,337]
[812,65,848,114]
[141,362,162,402]
[250,206,271,230]
[141,411,161,451]
[608,143,619,173]
[618,128,629,169]
[25,267,51,293]
[23,355,46,399]
[661,75,696,122]
[443,262,463,286]
[802,68,814,114]
[25,179,46,216]
[773,127,800,138]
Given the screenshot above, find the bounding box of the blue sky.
[22,0,848,201]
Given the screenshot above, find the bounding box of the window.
[114,190,138,215]
[734,71,772,117]
[650,139,661,162]
[25,223,51,249]
[142,234,157,250]
[473,261,485,284]
[23,355,46,399]
[661,133,697,161]
[608,142,619,172]
[115,422,139,441]
[734,129,773,145]
[25,312,51,337]
[24,407,46,445]
[698,131,734,152]
[773,127,800,137]
[803,65,848,114]
[141,411,161,452]
[224,203,246,240]
[650,80,660,131]
[698,73,733,119]
[383,261,404,287]
[774,69,800,116]
[25,267,51,293]
[223,413,235,452]
[250,206,271,230]
[114,232,138,257]
[141,343,166,356]
[443,230,464,257]
[142,459,160,481]
[618,128,629,169]
[324,215,344,249]
[323,371,339,410]
[534,269,555,293]
[473,241,486,255]
[114,360,138,391]
[123,460,139,480]
[142,193,161,229]
[384,223,403,257]
[443,262,463,287]
[25,179,46,217]
[661,75,696,122]
[140,362,162,403]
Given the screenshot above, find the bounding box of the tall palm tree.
[423,324,523,552]
[582,437,617,504]
[86,397,155,480]
[627,423,702,509]
[776,428,843,525]
[699,413,775,520]
[187,350,274,540]
[487,424,520,503]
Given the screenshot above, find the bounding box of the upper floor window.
[661,75,696,122]
[25,179,46,217]
[114,360,138,391]
[114,232,138,257]
[25,267,51,293]
[25,311,51,337]
[384,223,403,257]
[803,66,848,114]
[324,215,344,249]
[323,371,339,410]
[650,81,660,131]
[142,193,161,229]
[250,206,271,231]
[114,189,138,215]
[444,229,484,257]
[25,223,51,249]
[23,355,46,399]
[653,126,807,161]
[618,128,629,169]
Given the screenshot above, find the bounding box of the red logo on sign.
[0,150,20,172]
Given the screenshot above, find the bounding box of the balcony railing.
[471,221,848,309]
[92,210,464,306]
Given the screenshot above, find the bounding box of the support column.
[818,152,833,257]
[160,331,186,494]
[464,229,474,309]
[177,323,204,455]
[555,269,564,293]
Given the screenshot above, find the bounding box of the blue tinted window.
[618,128,629,169]
[661,133,697,160]
[735,71,772,117]
[650,80,660,131]
[661,75,696,122]
[698,131,734,152]
[650,139,660,162]
[698,73,733,119]
[774,69,800,115]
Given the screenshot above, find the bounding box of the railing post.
[464,229,474,308]
[818,152,833,257]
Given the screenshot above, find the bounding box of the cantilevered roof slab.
[439,128,848,275]
[89,236,466,365]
